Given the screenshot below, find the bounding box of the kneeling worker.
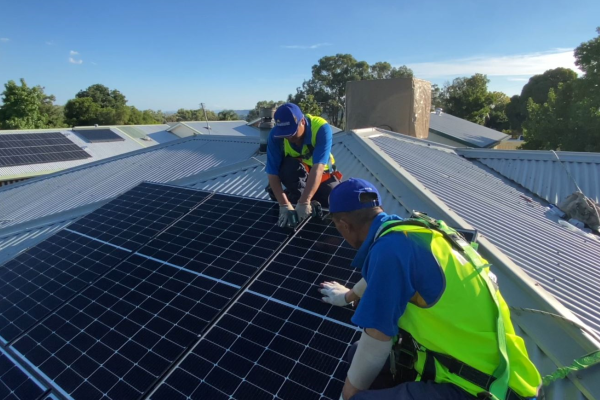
[320,178,541,400]
[266,103,341,227]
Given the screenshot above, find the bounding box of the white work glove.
[295,201,312,223]
[278,204,294,227]
[319,281,350,306]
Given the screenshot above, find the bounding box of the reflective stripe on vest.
[376,220,541,399]
[283,114,335,170]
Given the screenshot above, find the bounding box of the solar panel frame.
[0,132,90,167]
[74,129,125,143]
[0,347,48,400]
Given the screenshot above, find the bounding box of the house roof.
[0,126,179,180]
[0,129,598,398]
[458,148,600,204]
[168,121,260,136]
[429,111,509,148]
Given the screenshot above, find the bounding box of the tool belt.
[391,331,535,400]
[298,159,343,183]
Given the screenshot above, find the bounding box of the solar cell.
[0,348,47,400]
[67,183,211,250]
[75,129,125,143]
[137,193,288,287]
[152,292,360,400]
[12,255,240,400]
[0,230,129,343]
[0,132,90,167]
[249,217,360,324]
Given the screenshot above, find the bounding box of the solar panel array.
[0,132,90,167]
[75,129,125,143]
[0,183,361,400]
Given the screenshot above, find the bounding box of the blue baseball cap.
[329,178,381,213]
[272,103,305,138]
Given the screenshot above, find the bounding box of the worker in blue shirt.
[320,179,541,400]
[266,103,341,227]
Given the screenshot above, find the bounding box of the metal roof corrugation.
[0,219,73,264]
[184,121,260,137]
[371,135,600,333]
[191,165,270,199]
[429,112,509,148]
[473,156,600,205]
[0,138,259,230]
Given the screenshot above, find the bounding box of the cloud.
[70,50,79,55]
[69,57,83,64]
[281,43,332,50]
[407,49,579,79]
[46,41,55,45]
[0,38,9,42]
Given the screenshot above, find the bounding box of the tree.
[218,110,240,121]
[75,84,127,109]
[0,79,49,129]
[507,68,578,133]
[443,74,492,124]
[64,97,101,126]
[369,62,413,80]
[522,28,600,151]
[431,84,445,110]
[485,92,511,132]
[246,100,285,122]
[298,94,323,116]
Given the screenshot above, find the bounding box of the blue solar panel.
[0,348,47,400]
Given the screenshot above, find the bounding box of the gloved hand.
[319,281,350,306]
[278,203,294,227]
[296,201,312,223]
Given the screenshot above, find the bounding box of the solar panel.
[0,132,90,167]
[152,292,360,400]
[137,193,288,287]
[249,217,360,324]
[67,183,211,250]
[0,230,129,344]
[12,255,241,400]
[0,347,47,400]
[75,129,124,143]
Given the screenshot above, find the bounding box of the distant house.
[428,111,509,148]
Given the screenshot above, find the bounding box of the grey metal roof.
[0,136,260,235]
[429,112,509,148]
[458,148,600,204]
[369,133,600,333]
[174,121,261,137]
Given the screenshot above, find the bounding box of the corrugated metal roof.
[0,219,73,265]
[429,112,509,148]
[458,148,600,204]
[370,134,600,333]
[0,136,260,232]
[180,121,260,137]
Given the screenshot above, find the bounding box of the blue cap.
[329,178,381,213]
[272,103,305,138]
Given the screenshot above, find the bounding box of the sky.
[0,0,598,111]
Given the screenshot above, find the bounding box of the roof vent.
[435,108,443,116]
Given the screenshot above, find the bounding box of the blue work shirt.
[351,212,445,337]
[265,118,333,175]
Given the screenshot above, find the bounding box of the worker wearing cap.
[320,178,541,400]
[266,103,341,227]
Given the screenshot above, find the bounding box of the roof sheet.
[370,134,600,333]
[183,121,260,136]
[0,136,260,232]
[458,149,600,204]
[429,112,509,148]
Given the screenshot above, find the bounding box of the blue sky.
[0,0,598,111]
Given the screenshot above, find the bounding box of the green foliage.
[369,62,413,79]
[0,79,53,129]
[64,97,101,126]
[218,110,240,121]
[431,84,444,110]
[75,84,127,109]
[485,92,511,132]
[298,94,323,116]
[246,100,285,122]
[443,74,492,124]
[171,108,219,122]
[522,28,600,151]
